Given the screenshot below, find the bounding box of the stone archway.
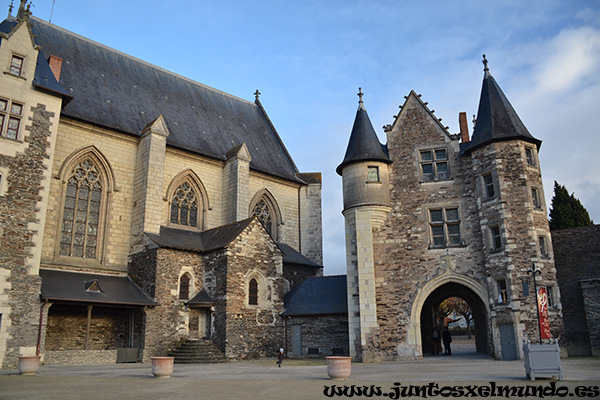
[419,283,490,356]
[408,275,492,358]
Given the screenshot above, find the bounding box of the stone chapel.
[0,6,322,369]
[337,58,564,362]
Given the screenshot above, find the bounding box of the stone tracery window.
[253,199,273,236]
[60,159,103,258]
[170,181,198,227]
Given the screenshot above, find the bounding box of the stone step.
[169,339,228,364]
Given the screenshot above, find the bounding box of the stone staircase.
[169,339,228,364]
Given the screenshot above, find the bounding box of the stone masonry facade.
[552,225,600,356]
[339,81,563,362]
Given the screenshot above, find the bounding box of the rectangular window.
[497,279,508,303]
[532,187,542,209]
[483,173,495,199]
[367,166,380,182]
[0,98,23,140]
[525,147,536,167]
[420,148,449,181]
[545,286,555,308]
[491,225,502,251]
[429,207,461,247]
[10,55,24,76]
[539,236,549,257]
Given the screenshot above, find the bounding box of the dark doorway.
[420,283,491,357]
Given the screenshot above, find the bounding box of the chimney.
[459,112,470,143]
[48,55,63,82]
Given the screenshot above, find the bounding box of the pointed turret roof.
[336,88,391,175]
[461,55,541,154]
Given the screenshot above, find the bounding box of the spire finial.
[254,89,261,101]
[482,54,489,73]
[357,87,364,105]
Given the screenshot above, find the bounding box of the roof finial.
[482,54,489,73]
[8,0,14,17]
[358,87,364,105]
[254,89,261,101]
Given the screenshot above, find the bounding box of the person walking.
[276,348,284,367]
[442,326,452,355]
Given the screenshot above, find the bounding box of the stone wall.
[581,279,600,357]
[223,219,284,359]
[0,104,56,368]
[44,350,118,365]
[45,304,129,351]
[131,248,203,358]
[285,314,349,357]
[552,225,600,356]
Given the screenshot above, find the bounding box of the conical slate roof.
[336,90,390,175]
[461,57,541,154]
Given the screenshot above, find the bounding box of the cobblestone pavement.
[1,344,599,400]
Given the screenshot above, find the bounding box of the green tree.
[549,181,594,231]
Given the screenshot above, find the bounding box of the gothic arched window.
[248,278,258,305]
[170,182,198,227]
[179,273,191,300]
[253,199,273,236]
[60,159,103,258]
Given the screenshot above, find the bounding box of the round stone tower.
[336,88,392,361]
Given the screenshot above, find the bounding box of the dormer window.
[10,55,24,76]
[85,280,102,293]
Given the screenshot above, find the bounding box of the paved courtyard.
[1,339,598,400]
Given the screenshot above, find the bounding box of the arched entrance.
[419,283,490,356]
[408,273,492,359]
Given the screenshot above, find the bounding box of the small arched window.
[170,182,198,227]
[60,159,103,258]
[179,273,191,300]
[248,278,258,305]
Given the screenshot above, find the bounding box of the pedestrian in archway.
[432,325,442,355]
[442,326,452,355]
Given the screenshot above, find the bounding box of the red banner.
[537,287,551,339]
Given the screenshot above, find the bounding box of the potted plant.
[326,356,351,380]
[150,356,175,378]
[18,355,41,375]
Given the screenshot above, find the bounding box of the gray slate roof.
[336,102,391,176]
[0,16,302,183]
[461,69,541,154]
[187,288,214,307]
[278,243,322,268]
[145,219,319,268]
[40,269,158,306]
[283,275,347,316]
[145,218,256,253]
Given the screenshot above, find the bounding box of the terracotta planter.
[151,357,174,378]
[18,356,41,375]
[326,356,351,380]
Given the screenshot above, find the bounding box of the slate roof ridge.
[394,90,454,138]
[29,16,257,107]
[254,97,300,175]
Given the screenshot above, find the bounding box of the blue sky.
[22,0,600,276]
